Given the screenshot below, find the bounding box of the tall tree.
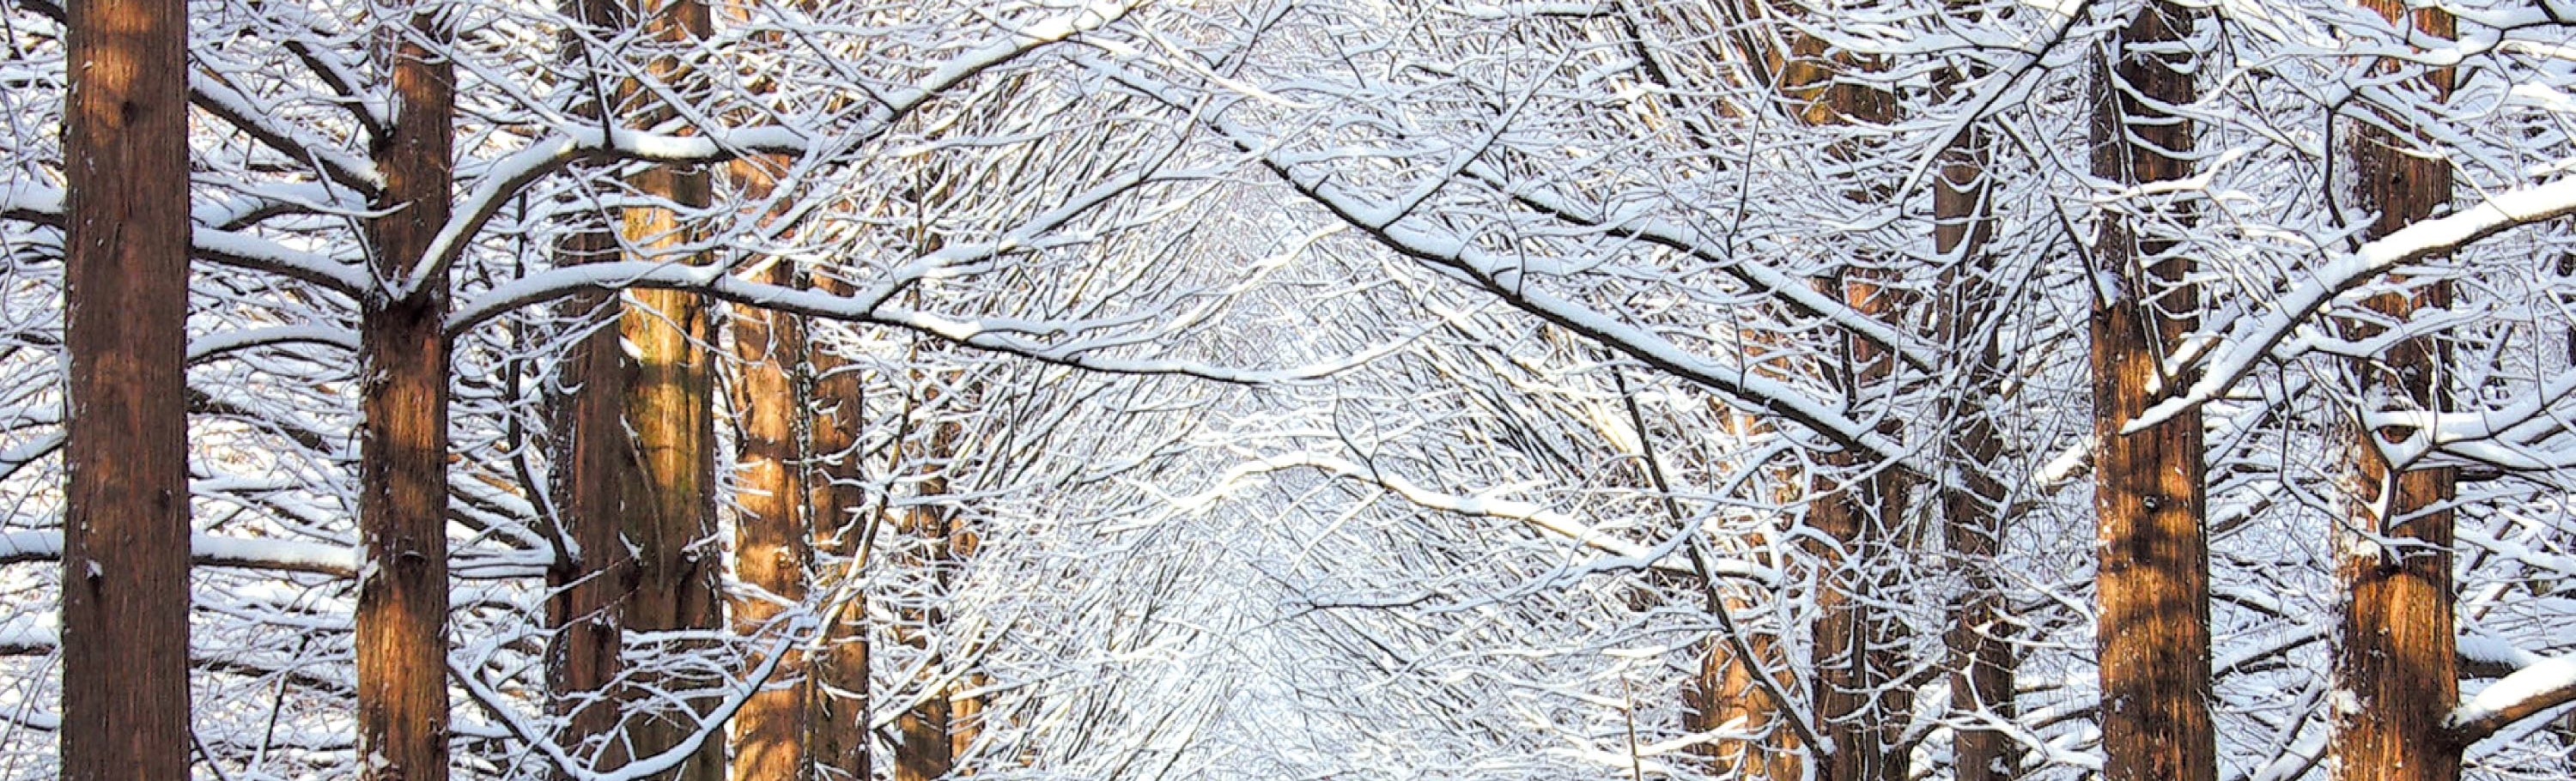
[727,171,815,781]
[547,0,639,774]
[2330,4,2458,781]
[1932,27,2014,781]
[620,1,725,776]
[808,324,875,781]
[58,0,191,778]
[356,3,457,781]
[2087,5,2214,781]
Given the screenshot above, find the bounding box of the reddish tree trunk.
[2087,5,2215,781]
[808,316,875,781]
[731,254,815,780]
[356,7,458,781]
[59,0,192,778]
[2330,5,2460,781]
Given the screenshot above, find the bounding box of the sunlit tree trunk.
[356,5,457,781]
[2329,5,2459,781]
[58,0,191,778]
[619,1,725,777]
[2087,5,2215,781]
[728,160,816,780]
[1761,14,1913,781]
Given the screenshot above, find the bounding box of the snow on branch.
[2,185,371,294]
[1176,453,1780,586]
[2446,655,2576,745]
[0,530,357,578]
[2130,175,2576,433]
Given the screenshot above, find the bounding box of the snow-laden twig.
[2131,175,2576,433]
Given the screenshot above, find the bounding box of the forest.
[5,0,2576,780]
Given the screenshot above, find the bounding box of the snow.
[2450,655,2576,735]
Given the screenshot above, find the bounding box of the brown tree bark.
[2330,5,2460,781]
[2087,5,2215,781]
[617,2,725,778]
[807,317,875,781]
[546,1,638,774]
[58,0,192,778]
[730,245,815,780]
[1934,71,2017,781]
[356,6,458,781]
[1768,21,1913,781]
[893,411,964,781]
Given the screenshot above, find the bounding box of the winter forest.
[11,0,2576,780]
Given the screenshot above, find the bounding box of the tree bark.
[808,314,875,781]
[546,1,637,774]
[59,0,192,778]
[2087,6,2215,781]
[2330,5,2460,781]
[1935,72,2016,781]
[730,245,815,781]
[618,2,725,778]
[356,6,457,781]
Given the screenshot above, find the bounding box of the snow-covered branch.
[2132,175,2576,433]
[2445,655,2576,745]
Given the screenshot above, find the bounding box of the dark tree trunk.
[355,7,457,781]
[2087,5,2215,781]
[59,0,192,778]
[1934,73,2016,781]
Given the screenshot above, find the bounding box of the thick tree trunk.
[617,2,725,777]
[58,0,192,778]
[356,8,457,781]
[546,1,636,774]
[2330,5,2459,781]
[1776,27,1912,781]
[2087,5,2215,781]
[731,255,815,780]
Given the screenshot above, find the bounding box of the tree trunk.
[1771,22,1912,781]
[1935,86,2016,781]
[731,251,815,780]
[2330,5,2460,781]
[2087,5,2215,781]
[619,2,725,777]
[356,6,457,781]
[58,0,192,778]
[894,412,964,781]
[545,3,637,774]
[809,307,875,781]
[549,222,635,774]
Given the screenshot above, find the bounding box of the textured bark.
[1774,19,1911,781]
[58,0,192,778]
[546,1,636,774]
[807,310,875,781]
[2087,6,2215,781]
[2330,5,2460,781]
[1935,84,2016,781]
[731,244,815,781]
[894,415,964,781]
[618,2,726,777]
[356,8,458,781]
[549,224,636,777]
